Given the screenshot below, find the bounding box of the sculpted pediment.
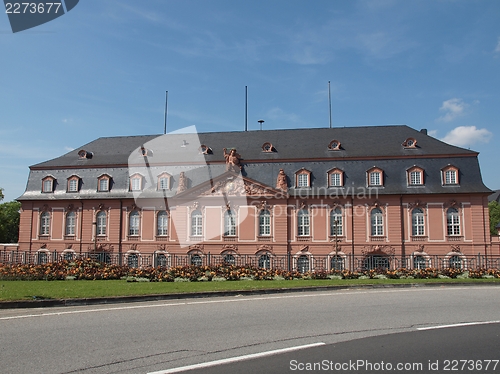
[174,171,285,199]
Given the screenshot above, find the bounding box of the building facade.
[14,125,496,271]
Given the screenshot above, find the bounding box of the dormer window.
[402,138,417,148]
[139,147,153,157]
[262,142,274,152]
[327,168,344,187]
[42,176,55,193]
[199,145,212,154]
[407,166,424,186]
[78,149,93,159]
[442,165,459,186]
[295,169,311,188]
[67,176,80,192]
[367,167,383,187]
[328,139,341,151]
[97,175,111,192]
[130,174,143,191]
[157,172,171,190]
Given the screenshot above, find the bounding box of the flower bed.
[1,258,499,281]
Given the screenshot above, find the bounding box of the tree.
[0,188,4,202]
[488,201,500,236]
[0,200,21,243]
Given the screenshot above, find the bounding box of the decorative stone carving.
[177,172,188,194]
[276,168,288,190]
[256,244,273,253]
[222,244,238,252]
[451,245,461,253]
[188,244,204,252]
[416,244,425,253]
[200,177,269,196]
[361,245,395,256]
[223,148,242,172]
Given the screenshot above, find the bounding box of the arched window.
[157,211,169,236]
[65,211,76,236]
[191,210,202,237]
[37,250,49,264]
[449,255,462,269]
[412,208,425,236]
[224,210,236,236]
[297,255,310,273]
[330,255,344,271]
[129,211,140,236]
[330,208,342,236]
[258,254,271,269]
[447,208,460,236]
[154,253,168,267]
[297,209,310,236]
[96,211,107,236]
[363,255,389,270]
[40,212,50,236]
[371,208,384,236]
[127,253,139,268]
[223,253,236,265]
[190,254,202,266]
[259,210,271,236]
[62,250,75,261]
[413,255,426,269]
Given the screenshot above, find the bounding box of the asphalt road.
[0,285,499,374]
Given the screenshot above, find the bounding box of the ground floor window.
[330,255,344,271]
[297,255,310,273]
[363,255,389,270]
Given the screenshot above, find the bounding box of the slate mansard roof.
[19,125,491,201]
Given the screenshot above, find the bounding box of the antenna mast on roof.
[245,86,248,131]
[328,81,332,128]
[164,91,168,135]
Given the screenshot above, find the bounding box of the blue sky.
[1,0,499,202]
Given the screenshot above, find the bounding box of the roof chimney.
[420,129,428,135]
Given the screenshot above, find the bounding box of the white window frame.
[159,177,169,190]
[157,211,169,236]
[445,170,457,185]
[40,212,50,235]
[68,178,79,192]
[412,208,425,236]
[330,173,341,187]
[371,208,384,236]
[447,208,460,236]
[330,208,343,236]
[65,211,76,236]
[297,173,309,188]
[191,210,203,237]
[409,171,422,186]
[98,177,109,192]
[42,179,53,193]
[369,171,381,186]
[96,211,107,236]
[297,209,310,236]
[259,210,271,236]
[130,177,142,191]
[224,210,237,236]
[129,211,140,236]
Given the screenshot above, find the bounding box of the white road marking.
[417,320,500,330]
[0,286,496,321]
[147,342,326,374]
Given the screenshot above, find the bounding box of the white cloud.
[440,126,492,147]
[437,98,468,122]
[64,146,75,152]
[427,130,438,138]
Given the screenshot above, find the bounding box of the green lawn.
[1,278,499,301]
